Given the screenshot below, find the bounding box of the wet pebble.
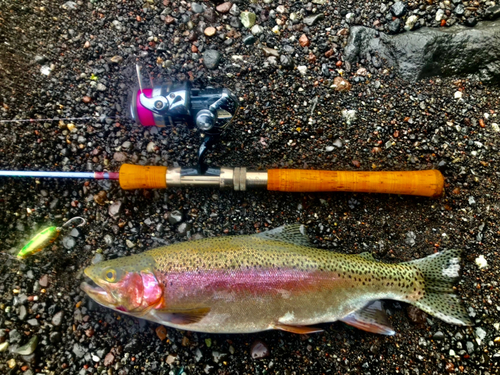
[203,49,222,69]
[168,210,183,224]
[51,311,64,326]
[15,336,38,356]
[251,339,270,359]
[109,201,123,218]
[62,236,75,249]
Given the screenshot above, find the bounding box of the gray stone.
[9,329,21,343]
[280,55,294,69]
[19,305,27,320]
[243,35,257,45]
[73,343,86,358]
[168,210,183,224]
[15,336,38,356]
[454,4,465,16]
[51,311,64,326]
[303,13,324,26]
[49,331,61,344]
[345,22,500,82]
[96,83,106,92]
[203,49,222,69]
[387,18,401,34]
[391,2,407,17]
[62,236,75,249]
[485,5,500,20]
[191,3,204,13]
[108,201,122,218]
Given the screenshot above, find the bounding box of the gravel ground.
[1,0,500,374]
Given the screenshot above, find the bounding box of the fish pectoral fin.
[150,307,211,325]
[340,300,395,336]
[254,224,310,247]
[272,323,324,335]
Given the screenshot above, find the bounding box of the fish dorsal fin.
[254,224,310,246]
[273,323,324,335]
[340,301,395,336]
[357,252,377,262]
[149,307,210,325]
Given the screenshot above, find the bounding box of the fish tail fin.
[404,249,473,326]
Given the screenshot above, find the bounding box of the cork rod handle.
[267,169,444,197]
[118,164,167,190]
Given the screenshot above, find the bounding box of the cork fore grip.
[267,169,444,197]
[118,164,167,190]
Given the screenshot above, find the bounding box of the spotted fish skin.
[82,225,472,334]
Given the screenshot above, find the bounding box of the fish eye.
[104,269,117,282]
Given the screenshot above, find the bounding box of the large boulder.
[345,21,500,82]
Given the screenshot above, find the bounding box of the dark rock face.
[345,21,500,82]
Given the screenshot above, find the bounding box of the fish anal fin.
[273,323,324,334]
[340,301,395,336]
[151,307,210,325]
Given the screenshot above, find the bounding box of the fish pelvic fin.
[403,249,472,326]
[340,301,395,336]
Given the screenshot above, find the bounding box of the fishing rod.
[0,165,444,197]
[0,65,445,197]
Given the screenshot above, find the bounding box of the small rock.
[240,11,256,28]
[251,339,270,359]
[251,24,264,35]
[230,4,240,16]
[61,1,77,10]
[435,9,445,22]
[191,3,204,13]
[485,5,500,20]
[0,342,9,352]
[51,311,64,326]
[94,190,107,205]
[62,236,75,249]
[303,13,324,26]
[280,55,294,69]
[126,239,135,248]
[262,47,279,57]
[156,326,167,340]
[299,34,310,47]
[34,55,48,64]
[73,343,86,358]
[297,65,308,75]
[40,65,52,76]
[39,274,49,287]
[177,222,192,236]
[96,83,106,92]
[405,231,416,246]
[110,55,123,63]
[468,196,476,205]
[9,329,21,344]
[203,49,222,69]
[391,1,407,17]
[82,96,91,103]
[19,306,27,320]
[216,2,232,14]
[491,123,499,132]
[168,210,183,224]
[243,35,257,45]
[341,109,356,125]
[113,152,127,162]
[108,201,123,218]
[104,352,115,366]
[146,141,157,152]
[475,255,488,269]
[204,26,216,37]
[387,19,401,34]
[405,15,418,31]
[433,331,444,340]
[454,4,465,16]
[15,336,38,356]
[332,77,352,92]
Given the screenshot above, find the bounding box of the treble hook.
[61,217,86,229]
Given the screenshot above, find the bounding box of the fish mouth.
[81,269,117,306]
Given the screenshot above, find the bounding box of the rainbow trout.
[81,225,472,335]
